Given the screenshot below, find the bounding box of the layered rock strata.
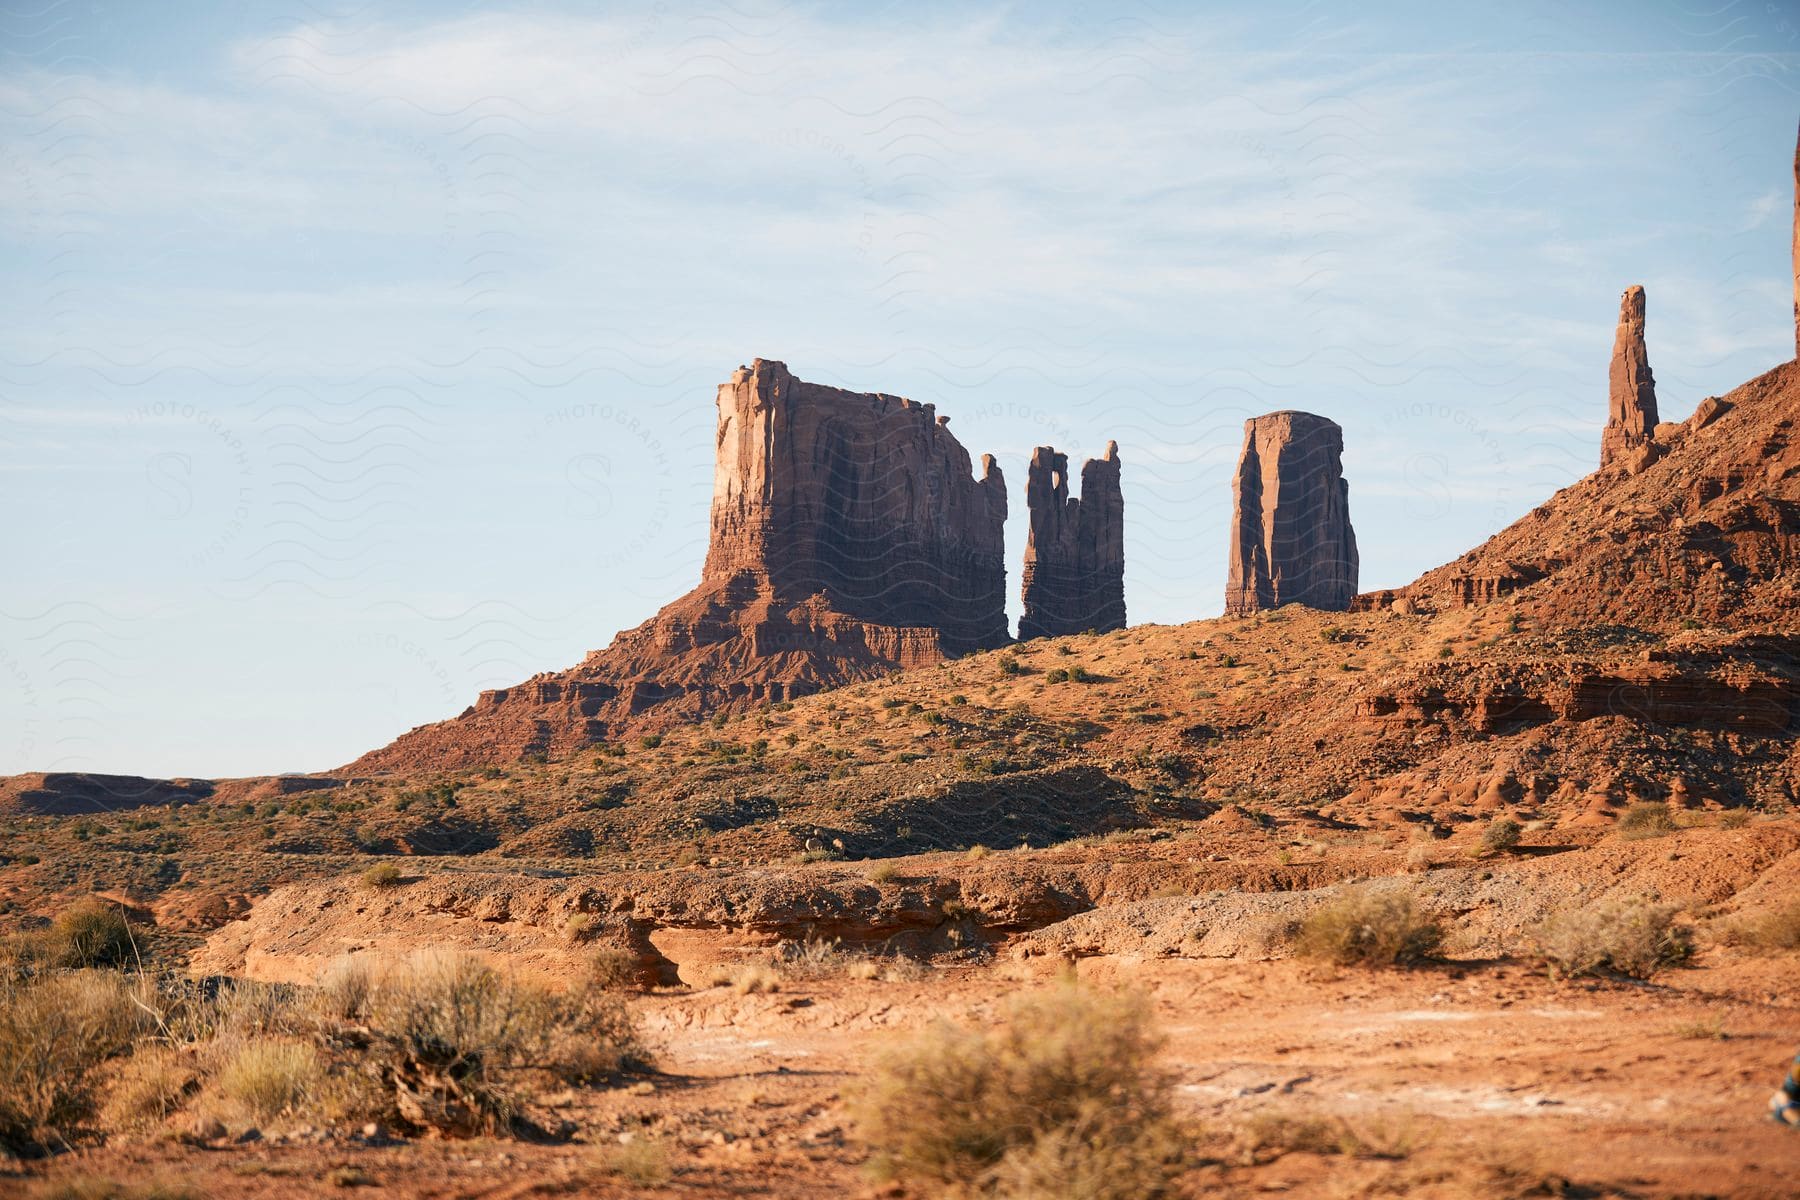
[1601,285,1662,474]
[1224,412,1358,616]
[350,360,1009,771]
[1018,442,1126,639]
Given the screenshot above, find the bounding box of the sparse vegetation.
[1728,900,1800,951]
[589,1137,673,1185]
[0,971,145,1153]
[213,1039,325,1122]
[1293,886,1441,967]
[1477,816,1522,856]
[1617,802,1677,840]
[1531,898,1692,980]
[853,980,1184,1198]
[361,862,404,889]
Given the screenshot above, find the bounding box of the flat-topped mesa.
[1018,442,1126,640]
[704,359,1009,655]
[1601,285,1662,474]
[1224,411,1358,617]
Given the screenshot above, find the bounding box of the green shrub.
[639,734,663,750]
[1531,899,1691,980]
[48,900,134,969]
[1293,886,1441,967]
[853,981,1183,1198]
[360,862,404,889]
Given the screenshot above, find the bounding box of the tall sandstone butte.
[349,359,1009,771]
[1224,411,1358,616]
[1792,116,1798,359]
[1600,285,1661,474]
[706,359,1010,654]
[1017,442,1126,639]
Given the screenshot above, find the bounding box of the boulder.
[1018,442,1126,639]
[1224,412,1358,616]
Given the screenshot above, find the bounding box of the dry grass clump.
[1293,886,1441,967]
[338,950,649,1134]
[0,971,147,1153]
[100,1046,196,1131]
[212,1040,325,1122]
[586,948,642,991]
[588,1137,674,1185]
[1727,900,1800,951]
[853,980,1185,1199]
[1531,899,1692,980]
[1476,817,1522,856]
[1233,1110,1417,1164]
[4,901,137,976]
[1616,802,1677,840]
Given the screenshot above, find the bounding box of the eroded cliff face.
[349,360,1009,772]
[1018,442,1126,639]
[1601,285,1662,474]
[705,359,1008,654]
[1224,412,1358,616]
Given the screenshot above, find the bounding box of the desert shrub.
[1477,817,1522,856]
[361,862,403,889]
[589,1137,673,1185]
[865,861,899,885]
[1617,802,1676,840]
[1718,809,1753,829]
[101,1046,196,1131]
[1293,886,1441,967]
[1531,899,1692,980]
[1234,1110,1416,1164]
[1045,668,1070,684]
[0,971,146,1153]
[1730,900,1800,951]
[213,1039,324,1122]
[853,980,1183,1198]
[345,951,648,1134]
[639,733,663,750]
[310,958,375,1023]
[587,948,641,991]
[996,654,1021,676]
[45,900,134,969]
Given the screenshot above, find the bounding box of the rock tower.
[1224,411,1358,616]
[1018,442,1126,639]
[1601,285,1660,474]
[350,359,1010,770]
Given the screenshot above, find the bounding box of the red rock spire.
[1601,285,1660,474]
[1224,412,1358,616]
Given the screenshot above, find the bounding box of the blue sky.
[3,0,1796,777]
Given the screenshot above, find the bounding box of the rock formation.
[1792,117,1798,360]
[350,359,1009,771]
[1223,412,1358,616]
[1601,285,1661,474]
[1018,442,1126,639]
[706,360,1009,654]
